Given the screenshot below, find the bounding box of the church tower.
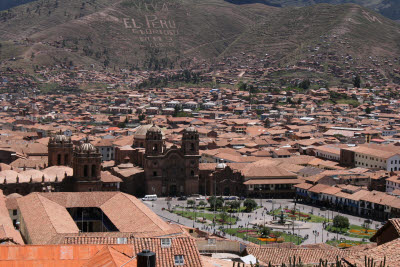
[181,125,199,155]
[72,138,102,191]
[145,124,164,156]
[48,131,73,167]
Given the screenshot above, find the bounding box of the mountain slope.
[2,0,400,22]
[226,0,400,21]
[0,0,277,70]
[0,0,399,84]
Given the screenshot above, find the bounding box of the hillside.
[226,0,400,21]
[3,0,400,22]
[0,0,277,70]
[0,0,399,84]
[221,4,400,64]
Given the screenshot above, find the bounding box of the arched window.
[92,165,97,177]
[190,143,195,151]
[153,171,158,177]
[191,170,194,176]
[84,165,88,177]
[64,154,69,165]
[57,154,61,165]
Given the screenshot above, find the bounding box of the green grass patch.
[193,205,261,213]
[222,228,304,246]
[171,209,238,225]
[269,208,331,223]
[326,224,376,239]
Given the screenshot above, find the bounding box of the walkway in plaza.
[145,198,374,245]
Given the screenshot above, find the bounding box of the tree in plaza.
[228,200,241,212]
[208,196,224,209]
[220,211,230,224]
[260,226,271,238]
[333,215,350,230]
[244,199,258,212]
[198,200,206,209]
[187,199,195,209]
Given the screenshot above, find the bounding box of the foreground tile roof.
[247,247,354,266]
[17,192,184,244]
[0,244,136,267]
[343,238,400,266]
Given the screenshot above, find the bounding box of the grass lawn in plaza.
[222,228,304,246]
[269,208,331,223]
[326,224,377,239]
[190,205,262,213]
[171,209,238,225]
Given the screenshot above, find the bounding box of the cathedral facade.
[143,124,200,196]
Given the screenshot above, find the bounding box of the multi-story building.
[341,146,400,171]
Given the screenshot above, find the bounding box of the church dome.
[134,124,154,140]
[76,138,97,153]
[50,130,70,144]
[148,124,162,133]
[184,125,197,133]
[79,142,97,152]
[54,134,69,143]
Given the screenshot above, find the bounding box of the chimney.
[137,250,156,267]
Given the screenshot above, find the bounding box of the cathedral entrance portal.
[170,184,177,196]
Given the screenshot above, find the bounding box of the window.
[57,154,61,165]
[84,165,88,177]
[92,165,97,177]
[161,238,172,247]
[153,171,158,177]
[12,209,17,216]
[174,255,184,265]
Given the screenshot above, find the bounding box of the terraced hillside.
[226,0,400,21]
[0,0,399,80]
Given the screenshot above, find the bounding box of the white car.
[196,195,206,200]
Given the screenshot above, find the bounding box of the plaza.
[144,197,382,246]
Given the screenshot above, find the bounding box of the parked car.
[196,195,206,200]
[178,196,187,201]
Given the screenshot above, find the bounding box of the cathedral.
[0,125,200,197]
[143,124,200,196]
[0,132,121,195]
[48,133,120,192]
